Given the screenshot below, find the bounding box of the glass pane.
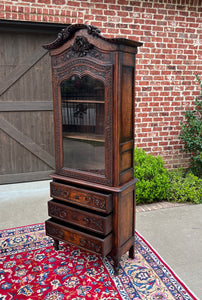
[61,75,105,174]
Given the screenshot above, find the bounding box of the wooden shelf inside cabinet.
[43,23,142,276]
[62,99,104,104]
[63,133,104,142]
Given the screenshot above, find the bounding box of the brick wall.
[1,0,201,169]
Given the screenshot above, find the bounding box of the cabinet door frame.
[52,57,113,186]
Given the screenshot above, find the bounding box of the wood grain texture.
[0,101,53,111]
[0,30,56,182]
[0,116,55,169]
[0,171,52,184]
[0,47,47,97]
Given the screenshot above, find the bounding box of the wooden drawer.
[45,218,112,257]
[48,200,112,235]
[50,182,112,213]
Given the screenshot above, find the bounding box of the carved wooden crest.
[71,36,93,57]
[43,24,142,50]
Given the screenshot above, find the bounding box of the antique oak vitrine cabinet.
[43,24,142,275]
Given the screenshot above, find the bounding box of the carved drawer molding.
[48,200,112,235]
[45,218,112,256]
[50,182,112,214]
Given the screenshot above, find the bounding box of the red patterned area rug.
[0,223,198,300]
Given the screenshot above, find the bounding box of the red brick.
[121,17,133,23]
[68,1,80,6]
[104,0,116,3]
[38,0,50,4]
[96,3,108,9]
[92,9,103,15]
[107,28,119,34]
[30,15,36,21]
[21,0,35,2]
[117,11,129,17]
[95,15,107,21]
[118,0,128,4]
[85,15,94,20]
[104,10,116,16]
[120,29,131,34]
[109,4,120,10]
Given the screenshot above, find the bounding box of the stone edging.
[136,201,190,213]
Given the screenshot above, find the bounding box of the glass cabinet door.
[60,75,105,174]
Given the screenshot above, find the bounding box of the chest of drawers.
[45,175,136,275]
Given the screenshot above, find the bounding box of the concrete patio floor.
[0,180,201,299]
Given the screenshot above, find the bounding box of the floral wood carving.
[49,202,105,233]
[71,36,93,57]
[52,48,105,66]
[49,204,67,219]
[79,238,102,253]
[50,183,108,211]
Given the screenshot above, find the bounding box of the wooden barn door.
[0,21,65,184]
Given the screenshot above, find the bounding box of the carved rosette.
[93,197,106,210]
[51,185,69,199]
[82,217,104,232]
[49,204,67,219]
[50,186,62,197]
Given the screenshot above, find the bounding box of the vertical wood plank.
[0,30,56,182]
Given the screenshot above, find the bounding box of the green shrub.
[134,147,170,204]
[167,168,202,204]
[179,74,202,178]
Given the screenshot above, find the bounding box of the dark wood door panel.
[1,111,54,157]
[0,52,53,102]
[0,115,54,170]
[0,129,51,174]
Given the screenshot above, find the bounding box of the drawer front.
[50,182,112,213]
[48,200,112,235]
[45,219,112,256]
